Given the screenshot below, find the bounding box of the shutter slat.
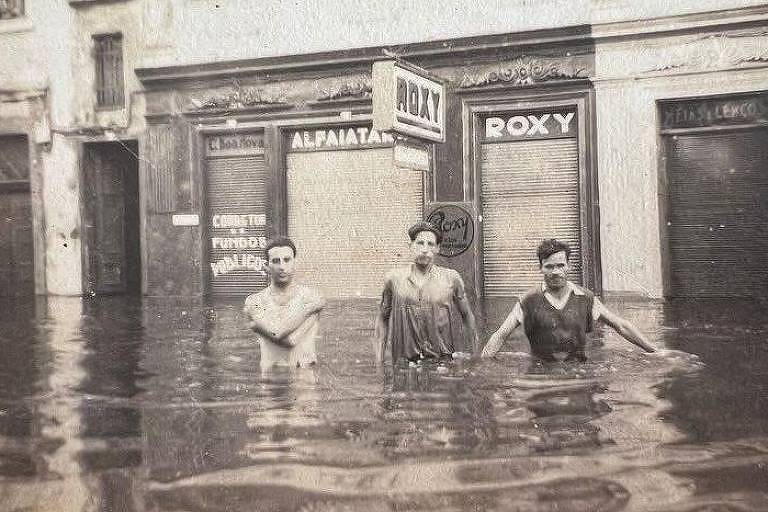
[481,138,582,298]
[287,148,422,299]
[206,154,269,298]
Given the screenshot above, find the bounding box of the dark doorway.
[83,141,141,295]
[0,135,34,298]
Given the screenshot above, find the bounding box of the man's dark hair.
[537,239,571,265]
[408,221,443,245]
[264,236,297,260]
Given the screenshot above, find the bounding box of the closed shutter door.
[206,155,269,298]
[481,138,582,298]
[286,148,423,299]
[665,130,768,297]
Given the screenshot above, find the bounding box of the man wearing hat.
[373,221,479,365]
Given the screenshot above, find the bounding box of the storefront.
[203,132,269,298]
[284,124,423,299]
[659,92,768,297]
[136,27,598,302]
[462,90,600,300]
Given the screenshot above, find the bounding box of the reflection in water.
[0,297,766,511]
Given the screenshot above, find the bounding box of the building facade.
[2,0,768,301]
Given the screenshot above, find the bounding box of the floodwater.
[0,295,766,512]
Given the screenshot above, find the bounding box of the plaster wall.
[594,25,768,296]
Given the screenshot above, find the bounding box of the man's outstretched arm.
[453,275,480,354]
[481,306,522,357]
[597,308,656,353]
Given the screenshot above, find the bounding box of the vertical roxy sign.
[372,60,446,143]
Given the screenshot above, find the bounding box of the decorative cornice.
[315,74,372,101]
[457,56,586,88]
[188,80,287,110]
[135,25,593,87]
[592,4,768,42]
[645,31,768,74]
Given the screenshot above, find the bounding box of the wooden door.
[84,142,140,295]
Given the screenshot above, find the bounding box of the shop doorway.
[663,129,768,297]
[0,135,34,297]
[285,125,423,299]
[82,141,141,295]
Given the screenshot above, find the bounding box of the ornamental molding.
[647,31,768,73]
[457,56,586,88]
[314,74,372,101]
[190,80,287,110]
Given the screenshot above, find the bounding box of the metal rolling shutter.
[286,148,423,299]
[481,138,582,298]
[665,130,768,297]
[206,155,269,298]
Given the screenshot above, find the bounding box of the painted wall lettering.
[211,213,266,229]
[661,95,768,130]
[289,126,394,151]
[483,111,577,141]
[209,211,268,277]
[210,254,268,277]
[206,133,265,157]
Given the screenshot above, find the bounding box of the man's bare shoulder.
[244,289,270,308]
[298,284,324,303]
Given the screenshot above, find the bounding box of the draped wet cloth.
[379,265,468,363]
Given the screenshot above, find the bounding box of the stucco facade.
[2,0,768,298]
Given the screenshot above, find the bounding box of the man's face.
[266,245,296,285]
[540,250,569,290]
[410,230,438,267]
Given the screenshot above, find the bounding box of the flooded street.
[0,296,767,512]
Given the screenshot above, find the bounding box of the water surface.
[0,296,766,511]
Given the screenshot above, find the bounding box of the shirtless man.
[481,239,656,361]
[244,237,325,368]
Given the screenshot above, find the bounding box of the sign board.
[481,110,577,142]
[660,93,768,130]
[393,139,430,171]
[426,204,474,258]
[372,60,446,143]
[172,214,200,226]
[205,133,265,157]
[287,125,394,152]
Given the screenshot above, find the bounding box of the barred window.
[0,0,24,19]
[0,0,24,20]
[93,33,125,109]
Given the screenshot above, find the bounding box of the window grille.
[0,0,24,20]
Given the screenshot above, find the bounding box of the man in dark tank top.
[481,239,656,362]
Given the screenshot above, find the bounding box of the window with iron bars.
[93,33,125,109]
[0,0,24,19]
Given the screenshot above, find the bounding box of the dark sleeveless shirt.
[520,286,595,362]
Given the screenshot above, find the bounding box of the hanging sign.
[372,60,446,143]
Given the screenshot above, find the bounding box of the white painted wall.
[594,28,768,296]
